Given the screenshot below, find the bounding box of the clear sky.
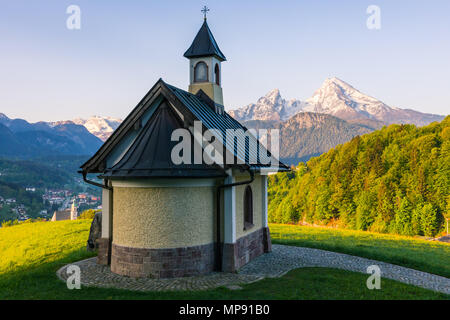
[1,0,449,122]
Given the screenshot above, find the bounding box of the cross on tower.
[201,6,209,20]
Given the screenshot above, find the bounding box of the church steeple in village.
[184,7,226,106]
[70,199,78,220]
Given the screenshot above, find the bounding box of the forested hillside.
[0,181,45,221]
[269,116,450,237]
[0,159,72,188]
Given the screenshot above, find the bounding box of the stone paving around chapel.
[57,244,450,294]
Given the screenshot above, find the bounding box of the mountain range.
[0,114,103,158]
[71,78,444,144]
[229,77,445,164]
[0,78,445,162]
[229,77,444,126]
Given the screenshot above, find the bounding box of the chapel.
[80,13,289,278]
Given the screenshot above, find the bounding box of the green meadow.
[270,223,450,278]
[0,221,448,300]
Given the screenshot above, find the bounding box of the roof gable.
[81,79,167,173]
[81,79,288,175]
[101,100,226,179]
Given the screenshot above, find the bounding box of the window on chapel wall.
[194,61,208,82]
[244,185,253,230]
[214,63,220,85]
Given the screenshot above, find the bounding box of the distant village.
[0,188,101,222]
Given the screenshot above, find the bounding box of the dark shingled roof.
[183,20,226,61]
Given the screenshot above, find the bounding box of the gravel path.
[240,245,450,294]
[57,244,450,294]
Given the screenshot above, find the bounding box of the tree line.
[268,116,450,237]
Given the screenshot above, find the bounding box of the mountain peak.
[88,115,122,121]
[321,77,356,91]
[265,88,280,97]
[229,88,306,122]
[72,116,122,141]
[304,76,390,120]
[263,88,282,104]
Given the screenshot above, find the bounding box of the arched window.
[194,61,208,82]
[244,185,253,229]
[214,63,220,86]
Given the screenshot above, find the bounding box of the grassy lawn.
[0,221,448,300]
[270,223,450,278]
[0,220,96,275]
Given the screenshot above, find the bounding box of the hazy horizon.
[1,0,449,122]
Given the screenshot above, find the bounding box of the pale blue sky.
[1,0,449,122]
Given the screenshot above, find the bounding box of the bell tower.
[70,199,78,220]
[184,7,226,106]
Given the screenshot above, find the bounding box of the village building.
[51,210,71,221]
[51,200,78,221]
[80,15,289,278]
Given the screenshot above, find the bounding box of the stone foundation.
[98,228,272,276]
[96,238,112,265]
[110,243,214,278]
[222,227,270,272]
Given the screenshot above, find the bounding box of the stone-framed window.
[244,185,253,230]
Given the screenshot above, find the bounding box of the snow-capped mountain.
[303,77,444,125]
[229,77,444,126]
[229,89,306,122]
[302,77,394,121]
[71,116,122,141]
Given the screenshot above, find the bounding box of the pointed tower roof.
[183,20,226,61]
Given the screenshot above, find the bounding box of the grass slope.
[270,224,450,278]
[0,220,95,275]
[0,221,447,300]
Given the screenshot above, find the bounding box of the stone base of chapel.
[96,238,112,265]
[96,228,272,278]
[110,243,215,278]
[222,227,272,273]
